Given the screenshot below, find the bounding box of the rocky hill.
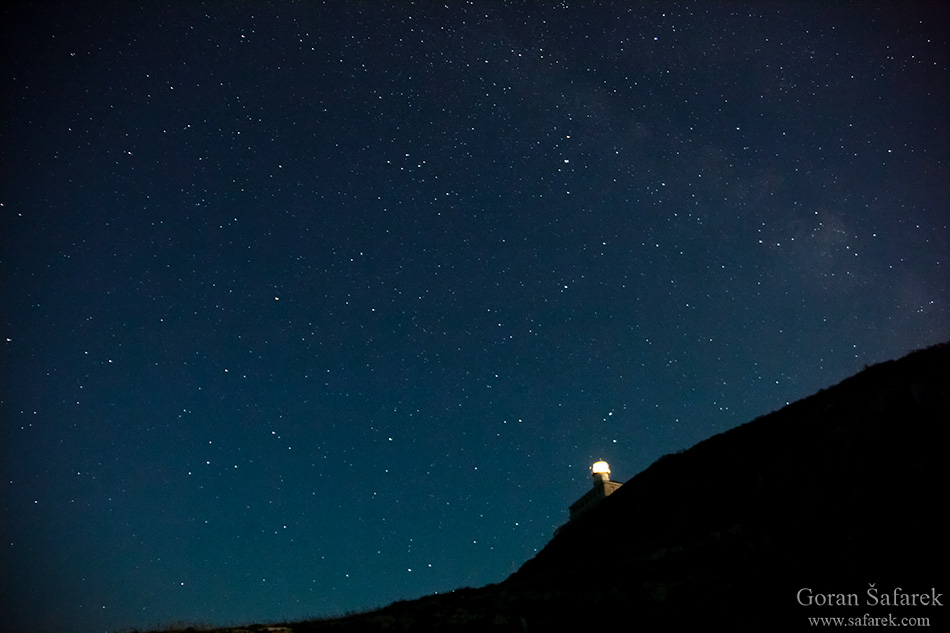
[151,342,949,632]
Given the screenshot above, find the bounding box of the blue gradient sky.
[2,3,948,632]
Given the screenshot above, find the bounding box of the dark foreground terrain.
[149,342,949,632]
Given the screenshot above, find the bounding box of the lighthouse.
[568,460,623,521]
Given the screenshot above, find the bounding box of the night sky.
[2,2,948,632]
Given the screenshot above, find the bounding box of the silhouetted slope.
[156,342,949,632]
[505,341,949,629]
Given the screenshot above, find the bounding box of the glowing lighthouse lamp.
[591,460,611,483]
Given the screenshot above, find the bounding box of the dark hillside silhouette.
[153,342,949,632]
[504,342,948,629]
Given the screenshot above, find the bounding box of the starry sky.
[1,2,948,632]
